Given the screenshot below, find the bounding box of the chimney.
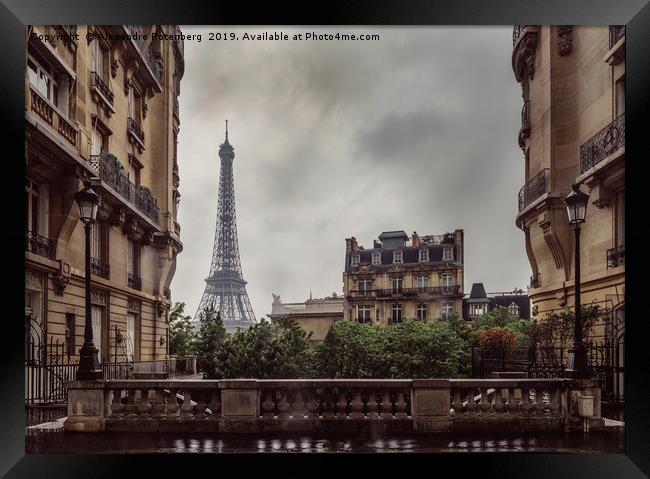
[350,236,358,252]
[345,238,352,251]
[412,231,420,247]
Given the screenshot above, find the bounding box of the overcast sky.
[173,26,530,321]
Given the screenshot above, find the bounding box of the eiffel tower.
[195,121,256,332]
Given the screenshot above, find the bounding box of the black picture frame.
[2,0,648,476]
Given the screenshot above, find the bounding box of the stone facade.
[512,26,625,341]
[25,25,184,363]
[343,230,464,324]
[267,293,344,340]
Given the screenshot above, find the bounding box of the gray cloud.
[173,26,530,320]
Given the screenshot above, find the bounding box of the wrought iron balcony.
[607,244,625,268]
[528,273,540,289]
[580,114,625,174]
[90,71,114,105]
[609,25,625,48]
[375,286,461,298]
[512,25,528,45]
[127,273,142,290]
[91,257,110,279]
[518,169,549,212]
[127,117,145,145]
[25,231,55,260]
[123,25,162,85]
[90,153,160,225]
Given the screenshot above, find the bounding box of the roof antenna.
[225,119,228,142]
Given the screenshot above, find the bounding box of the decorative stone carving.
[557,26,573,56]
[512,26,539,83]
[53,272,70,296]
[140,229,154,246]
[127,298,140,312]
[91,288,107,306]
[110,207,126,227]
[111,58,118,78]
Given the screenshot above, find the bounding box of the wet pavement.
[26,429,624,454]
[25,404,625,454]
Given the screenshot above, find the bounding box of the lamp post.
[75,186,103,380]
[564,184,590,379]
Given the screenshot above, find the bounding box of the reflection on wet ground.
[26,429,624,454]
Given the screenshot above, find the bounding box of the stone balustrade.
[64,378,604,434]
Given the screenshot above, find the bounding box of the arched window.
[508,302,520,318]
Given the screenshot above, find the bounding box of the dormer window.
[419,249,429,262]
[443,247,454,261]
[372,251,381,265]
[351,253,360,267]
[393,251,403,264]
[508,302,520,318]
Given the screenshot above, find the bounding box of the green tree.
[194,306,228,378]
[470,306,534,349]
[168,302,196,357]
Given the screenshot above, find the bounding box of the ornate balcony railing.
[512,25,528,45]
[90,71,114,105]
[25,231,55,260]
[173,96,179,119]
[607,244,625,268]
[375,286,461,298]
[124,25,162,83]
[127,117,145,144]
[28,85,78,148]
[528,273,540,289]
[518,168,550,212]
[579,114,625,174]
[91,257,110,279]
[609,25,625,48]
[90,153,160,225]
[65,378,605,433]
[127,273,142,290]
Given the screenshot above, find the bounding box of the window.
[351,253,360,267]
[471,303,487,317]
[27,54,58,107]
[419,249,429,262]
[393,251,403,264]
[126,312,136,361]
[356,305,371,323]
[65,313,75,358]
[416,275,429,290]
[127,238,140,288]
[442,302,454,320]
[91,38,107,80]
[90,127,106,156]
[508,302,520,318]
[25,179,39,236]
[90,221,109,278]
[443,247,454,261]
[417,304,427,321]
[392,277,403,294]
[616,76,625,117]
[372,252,381,265]
[391,304,402,324]
[358,279,372,295]
[91,304,104,361]
[615,189,624,247]
[441,273,454,288]
[128,157,141,186]
[128,85,142,127]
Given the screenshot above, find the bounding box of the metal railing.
[127,273,142,290]
[580,114,625,174]
[124,25,162,83]
[607,244,625,268]
[90,153,160,224]
[90,71,114,104]
[25,231,55,260]
[518,168,549,211]
[127,116,145,144]
[609,25,625,48]
[90,257,110,279]
[349,286,461,298]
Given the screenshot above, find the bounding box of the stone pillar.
[564,379,605,431]
[63,380,109,432]
[218,380,260,433]
[411,379,452,433]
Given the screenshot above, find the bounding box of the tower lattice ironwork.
[195,122,255,331]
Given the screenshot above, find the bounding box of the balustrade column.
[261,390,276,419]
[322,388,335,418]
[366,390,379,419]
[292,390,307,419]
[136,389,152,420]
[349,389,365,419]
[395,390,408,418]
[165,389,180,420]
[277,389,290,419]
[110,388,125,418]
[380,390,393,419]
[150,389,166,419]
[336,388,349,418]
[124,389,138,419]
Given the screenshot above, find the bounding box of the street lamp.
[564,184,590,379]
[75,186,103,380]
